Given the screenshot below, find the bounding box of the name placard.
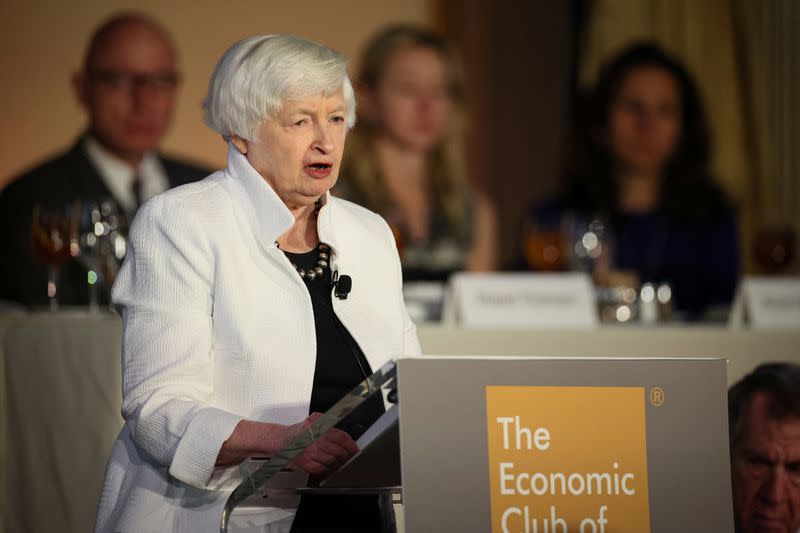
[486,386,651,532]
[449,273,597,328]
[740,277,800,329]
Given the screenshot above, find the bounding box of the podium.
[221,357,735,532]
[220,361,401,532]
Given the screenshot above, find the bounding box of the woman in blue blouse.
[526,42,739,319]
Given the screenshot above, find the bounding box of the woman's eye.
[330,115,345,124]
[292,119,307,127]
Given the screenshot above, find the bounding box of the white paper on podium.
[355,403,399,450]
[448,272,598,328]
[319,405,400,488]
[734,276,800,329]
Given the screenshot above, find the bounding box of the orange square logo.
[486,386,650,532]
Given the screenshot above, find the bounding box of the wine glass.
[78,201,104,311]
[520,209,570,271]
[98,199,129,286]
[753,225,796,274]
[30,203,80,310]
[77,199,128,310]
[568,213,613,282]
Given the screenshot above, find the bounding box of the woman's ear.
[230,135,248,155]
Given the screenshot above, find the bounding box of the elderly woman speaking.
[94,35,420,533]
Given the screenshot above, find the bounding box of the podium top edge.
[405,355,727,362]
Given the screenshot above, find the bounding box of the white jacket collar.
[225,142,341,254]
[226,142,294,249]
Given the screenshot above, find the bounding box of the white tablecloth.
[1,311,123,533]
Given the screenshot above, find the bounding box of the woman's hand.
[285,413,360,476]
[216,413,359,475]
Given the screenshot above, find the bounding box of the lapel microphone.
[333,273,352,300]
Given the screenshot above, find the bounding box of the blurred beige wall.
[0,0,432,189]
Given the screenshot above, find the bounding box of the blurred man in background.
[0,12,208,308]
[729,363,800,533]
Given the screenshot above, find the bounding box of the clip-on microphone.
[332,272,352,300]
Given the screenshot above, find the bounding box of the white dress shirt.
[83,136,169,213]
[94,143,421,533]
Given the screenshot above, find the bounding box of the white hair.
[203,34,356,141]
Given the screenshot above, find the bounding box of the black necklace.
[284,243,330,282]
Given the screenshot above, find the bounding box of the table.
[1,311,122,533]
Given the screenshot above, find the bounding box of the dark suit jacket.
[0,137,210,308]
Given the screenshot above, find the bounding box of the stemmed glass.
[78,202,104,311]
[77,199,128,310]
[568,213,613,280]
[30,203,80,310]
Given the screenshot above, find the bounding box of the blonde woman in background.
[337,25,498,281]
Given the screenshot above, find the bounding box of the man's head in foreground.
[729,362,800,533]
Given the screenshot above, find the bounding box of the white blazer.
[95,145,421,533]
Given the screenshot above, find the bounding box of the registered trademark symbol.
[650,387,665,406]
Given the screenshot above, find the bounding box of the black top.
[283,247,384,532]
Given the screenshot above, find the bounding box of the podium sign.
[486,386,651,531]
[397,357,733,532]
